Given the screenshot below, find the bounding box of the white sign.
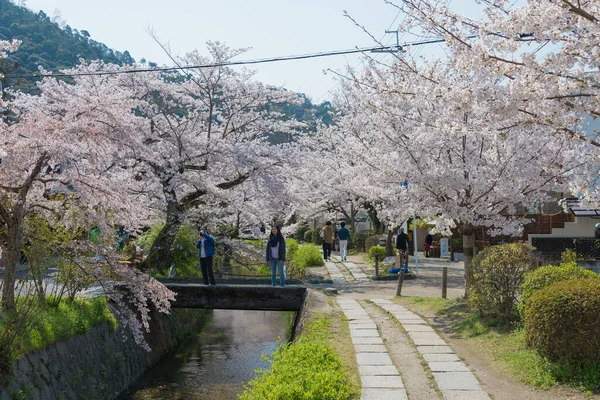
[440,238,449,258]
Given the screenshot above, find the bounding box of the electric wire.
[13,37,463,80]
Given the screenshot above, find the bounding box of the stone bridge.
[162,282,308,312]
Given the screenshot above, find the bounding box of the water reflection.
[118,309,291,400]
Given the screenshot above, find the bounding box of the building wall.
[528,216,598,244]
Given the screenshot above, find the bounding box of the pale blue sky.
[22,0,484,102]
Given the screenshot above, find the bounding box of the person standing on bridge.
[266,225,286,287]
[196,227,216,285]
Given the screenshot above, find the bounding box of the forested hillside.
[0,0,333,131]
[0,0,135,91]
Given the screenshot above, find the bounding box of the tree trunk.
[386,226,399,257]
[462,225,475,298]
[2,218,23,311]
[142,203,182,274]
[364,202,383,234]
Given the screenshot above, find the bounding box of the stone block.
[356,352,393,366]
[359,365,399,376]
[433,372,483,391]
[429,362,471,372]
[361,388,408,400]
[417,345,454,354]
[362,375,404,388]
[352,337,385,345]
[354,344,388,353]
[442,390,491,400]
[423,353,460,362]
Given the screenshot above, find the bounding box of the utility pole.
[371,30,404,54]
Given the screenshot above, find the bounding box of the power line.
[13,37,460,80]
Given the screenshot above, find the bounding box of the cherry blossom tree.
[0,41,175,349]
[323,35,587,294]
[26,42,304,275]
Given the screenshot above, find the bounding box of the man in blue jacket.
[337,222,351,262]
[196,226,216,285]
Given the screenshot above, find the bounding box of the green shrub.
[525,278,600,364]
[286,238,298,261]
[311,229,322,245]
[244,239,265,250]
[303,229,313,243]
[295,225,311,242]
[364,235,381,253]
[290,244,324,272]
[353,230,373,251]
[468,243,537,317]
[239,317,356,400]
[518,262,599,316]
[369,245,387,261]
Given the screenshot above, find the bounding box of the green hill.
[0,0,134,91]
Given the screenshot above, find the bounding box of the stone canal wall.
[1,309,210,400]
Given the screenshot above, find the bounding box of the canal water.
[117,309,292,400]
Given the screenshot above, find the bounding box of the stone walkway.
[324,260,345,284]
[371,299,491,400]
[337,299,408,400]
[331,255,369,281]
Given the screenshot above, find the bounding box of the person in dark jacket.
[396,228,409,266]
[196,226,216,285]
[265,225,286,287]
[425,232,433,258]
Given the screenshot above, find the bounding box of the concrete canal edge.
[0,308,211,400]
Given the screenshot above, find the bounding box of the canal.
[117,309,292,400]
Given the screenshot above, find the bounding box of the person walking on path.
[425,231,433,258]
[396,228,410,266]
[320,221,334,261]
[337,222,351,261]
[196,226,216,285]
[266,225,286,287]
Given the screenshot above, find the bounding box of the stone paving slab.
[324,261,346,284]
[408,331,443,340]
[343,312,370,320]
[395,316,426,323]
[352,329,380,337]
[361,388,408,400]
[343,261,369,281]
[356,352,394,366]
[354,344,388,353]
[442,390,491,400]
[350,323,378,330]
[417,345,454,354]
[433,372,483,390]
[362,375,404,388]
[402,324,435,332]
[359,366,400,376]
[429,361,471,372]
[352,336,385,345]
[385,307,410,313]
[423,353,460,362]
[412,337,447,346]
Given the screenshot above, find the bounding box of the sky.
[21,0,413,102]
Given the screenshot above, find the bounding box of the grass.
[239,313,358,400]
[5,296,117,362]
[399,296,600,395]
